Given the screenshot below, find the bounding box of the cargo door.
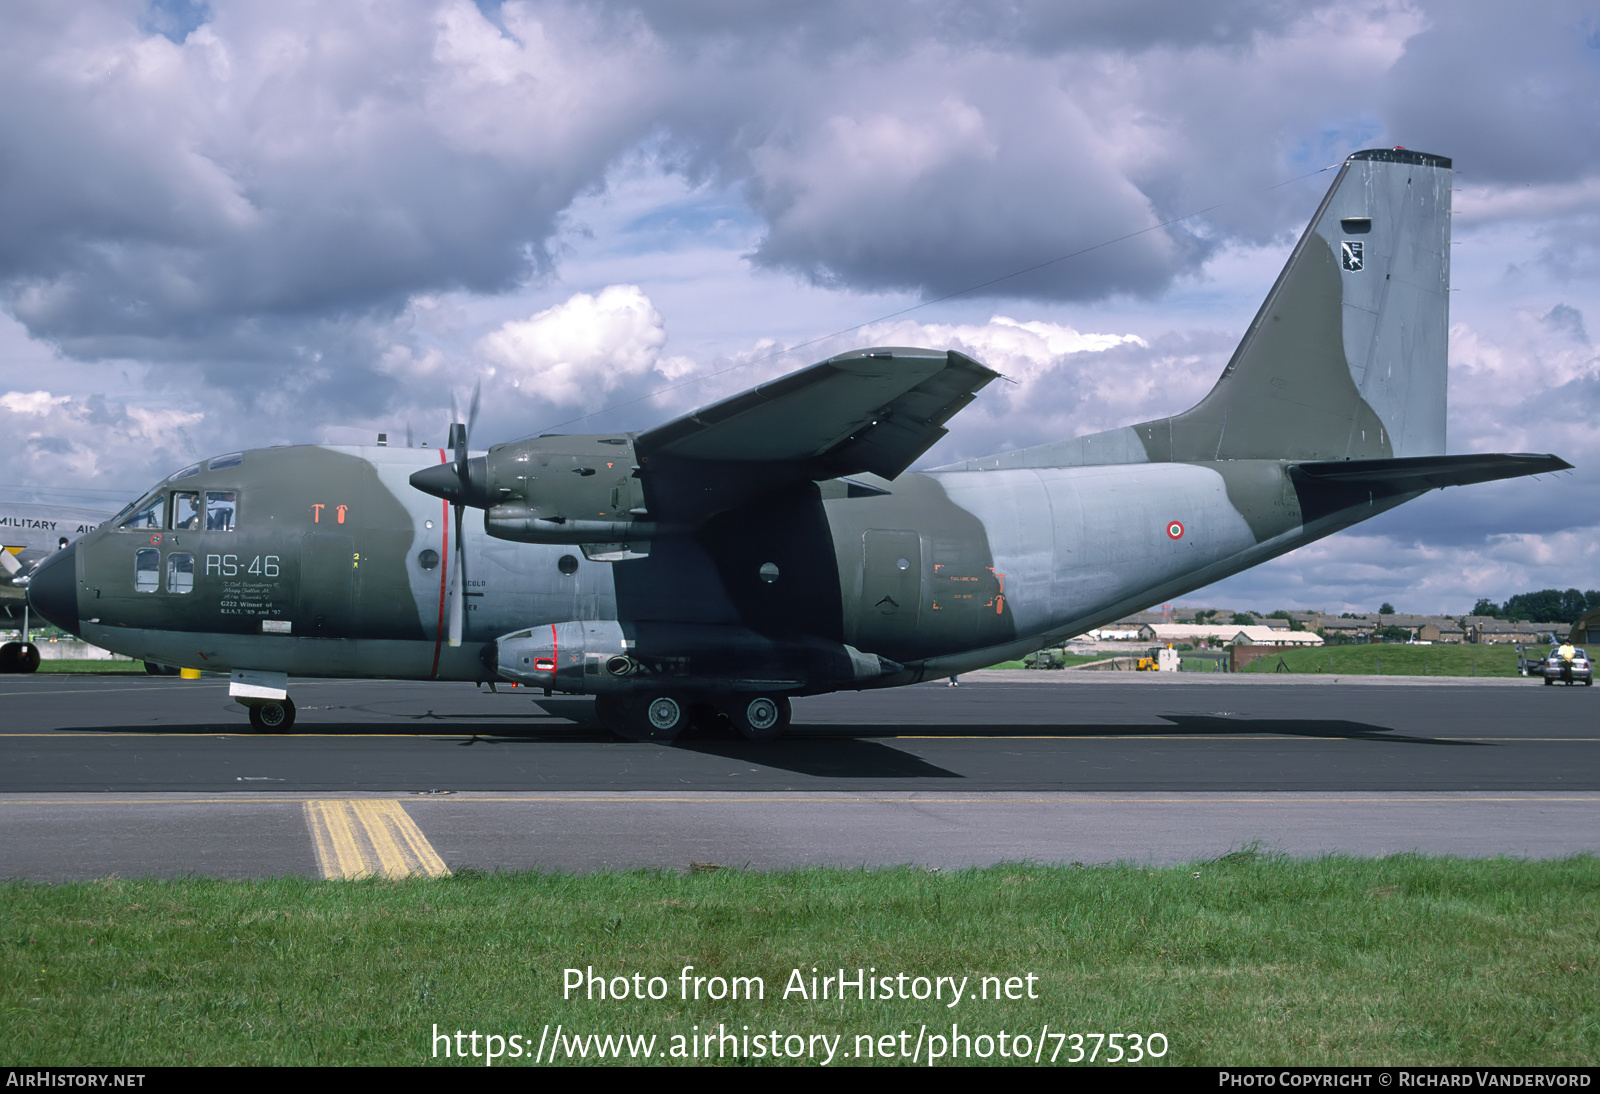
[297,532,358,637]
[854,530,922,655]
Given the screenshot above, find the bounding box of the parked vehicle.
[1542,647,1593,686]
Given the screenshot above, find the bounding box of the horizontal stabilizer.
[1291,453,1572,490]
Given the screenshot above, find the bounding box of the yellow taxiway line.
[303,799,451,880]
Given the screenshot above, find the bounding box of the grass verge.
[3,855,1595,1066]
[34,659,146,674]
[1238,644,1533,677]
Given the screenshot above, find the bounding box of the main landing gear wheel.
[597,694,688,742]
[635,695,688,741]
[248,698,296,733]
[728,695,791,742]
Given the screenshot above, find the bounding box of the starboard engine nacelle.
[411,433,657,547]
[492,620,901,695]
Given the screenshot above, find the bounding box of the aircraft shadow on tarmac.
[61,708,1483,750]
[50,707,1482,784]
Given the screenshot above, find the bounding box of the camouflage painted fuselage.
[55,440,1403,690]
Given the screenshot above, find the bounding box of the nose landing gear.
[230,669,295,733]
[246,697,297,733]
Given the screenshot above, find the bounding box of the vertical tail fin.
[1142,148,1452,462]
[952,149,1453,472]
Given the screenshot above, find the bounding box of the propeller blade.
[448,502,465,647]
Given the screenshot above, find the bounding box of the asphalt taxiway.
[2,672,1596,879]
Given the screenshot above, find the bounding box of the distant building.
[1569,608,1600,645]
[1138,623,1321,648]
[1317,613,1468,643]
[1228,627,1322,647]
[1471,620,1564,645]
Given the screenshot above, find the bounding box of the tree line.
[1469,589,1600,624]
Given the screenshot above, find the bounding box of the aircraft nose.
[26,541,80,637]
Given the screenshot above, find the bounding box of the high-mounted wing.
[638,347,999,480]
[410,346,1001,552]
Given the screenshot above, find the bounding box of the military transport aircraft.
[26,148,1570,738]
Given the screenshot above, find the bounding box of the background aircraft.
[0,486,120,671]
[26,149,1569,736]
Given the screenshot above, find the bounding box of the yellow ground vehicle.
[1136,646,1180,672]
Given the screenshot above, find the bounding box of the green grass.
[3,856,1596,1066]
[1238,644,1529,677]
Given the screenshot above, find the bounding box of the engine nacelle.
[480,435,649,545]
[492,620,901,695]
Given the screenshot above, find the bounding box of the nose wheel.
[247,698,296,733]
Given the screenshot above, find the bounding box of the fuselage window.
[167,552,195,594]
[135,548,160,592]
[206,491,238,531]
[122,495,164,530]
[172,492,202,531]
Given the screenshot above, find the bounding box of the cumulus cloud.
[1383,0,1600,187]
[0,0,661,354]
[844,315,1223,462]
[1451,307,1600,459]
[476,284,695,406]
[740,78,1190,299]
[628,0,1311,55]
[0,390,203,486]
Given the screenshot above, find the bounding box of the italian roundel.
[1166,520,1185,540]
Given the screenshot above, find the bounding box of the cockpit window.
[205,491,237,531]
[170,463,201,481]
[121,494,164,530]
[172,492,202,531]
[208,452,243,470]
